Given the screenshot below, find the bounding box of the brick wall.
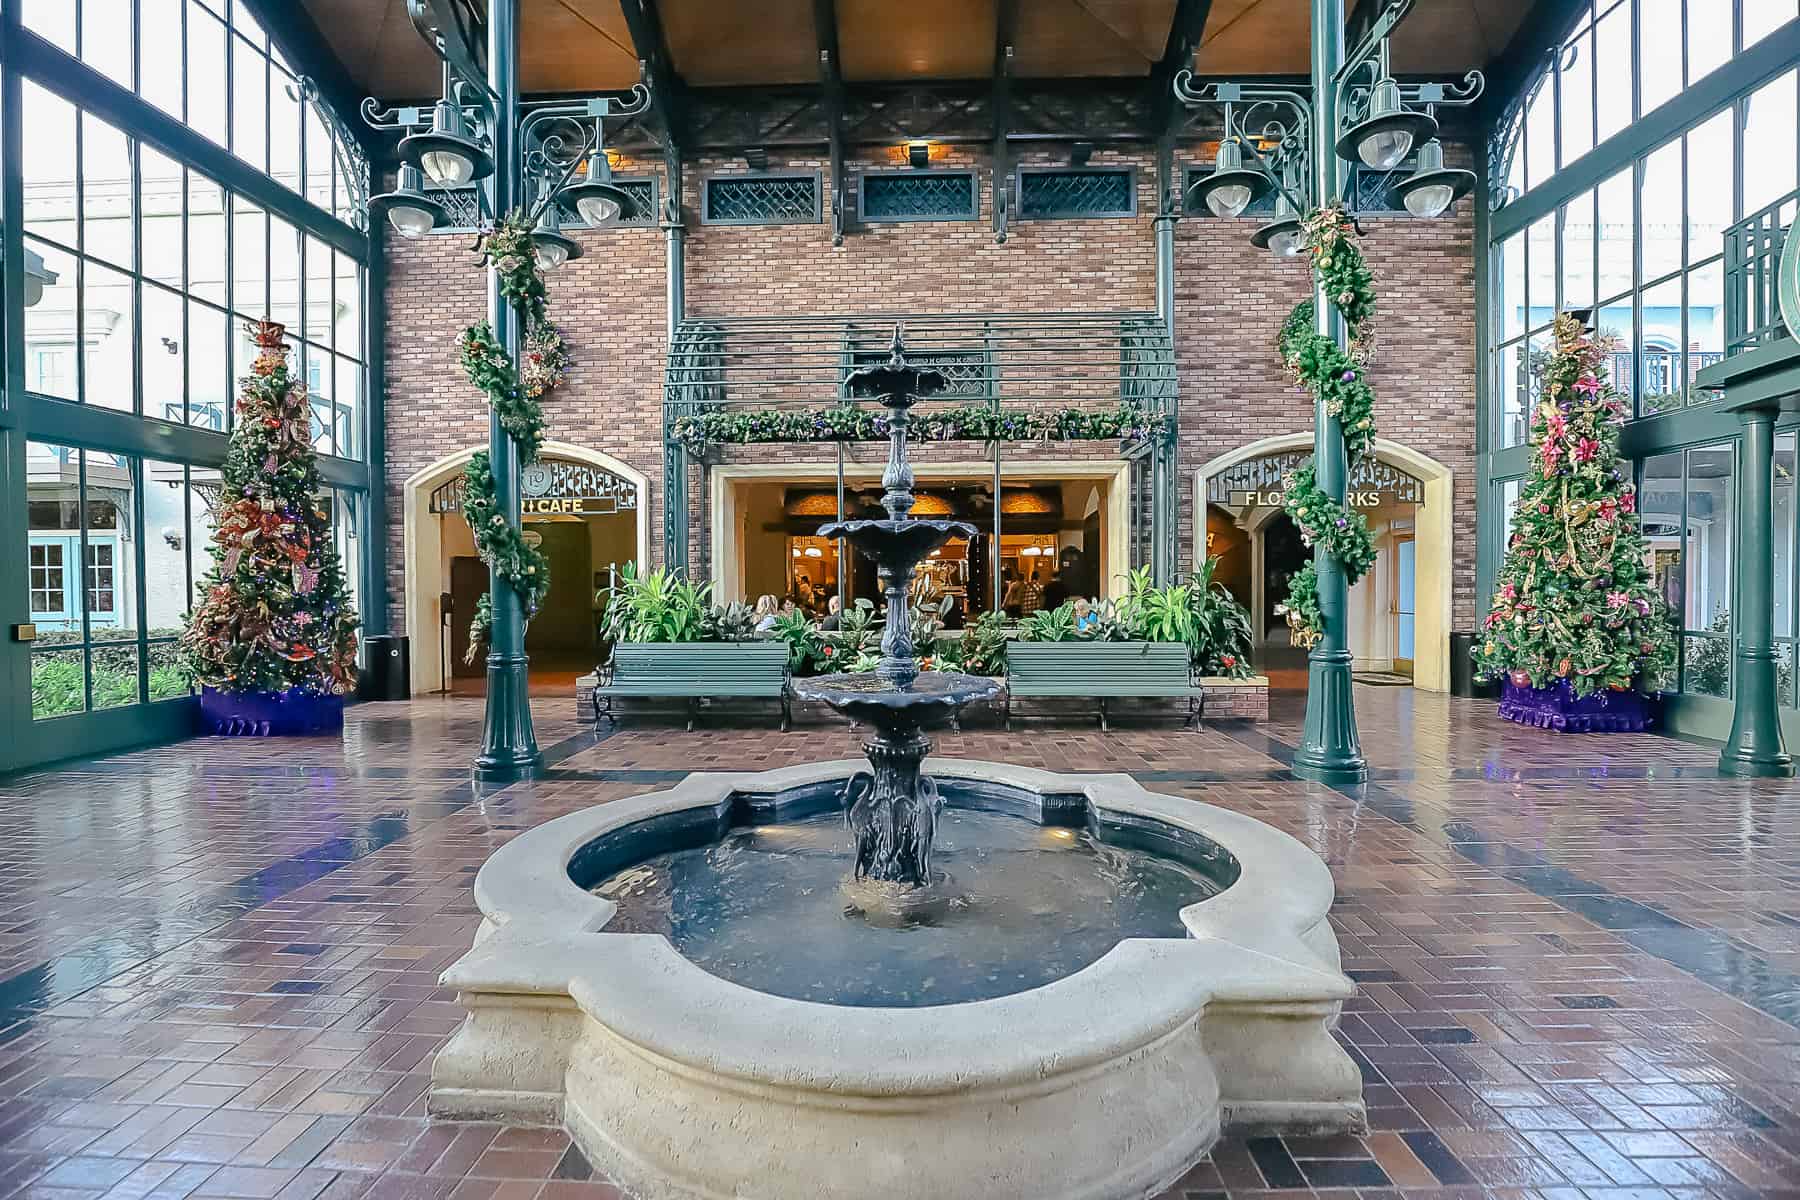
[381,143,1477,635]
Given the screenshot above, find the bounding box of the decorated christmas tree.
[1474,312,1674,713]
[181,321,359,707]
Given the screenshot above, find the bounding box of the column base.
[478,651,542,781]
[1718,743,1795,778]
[1294,650,1367,786]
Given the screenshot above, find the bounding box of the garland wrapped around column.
[1275,207,1379,647]
[461,210,560,660]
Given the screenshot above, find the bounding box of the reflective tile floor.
[0,688,1798,1200]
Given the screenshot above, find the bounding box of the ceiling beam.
[616,0,685,147]
[814,0,848,243]
[1147,0,1215,138]
[992,0,1017,243]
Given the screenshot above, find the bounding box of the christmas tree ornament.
[181,321,359,735]
[1474,313,1675,732]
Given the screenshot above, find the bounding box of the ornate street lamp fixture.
[1393,138,1475,218]
[368,163,451,239]
[1251,193,1306,257]
[1187,138,1270,219]
[359,0,653,780]
[1172,0,1483,787]
[530,203,582,271]
[561,150,634,226]
[400,95,495,187]
[1336,77,1437,171]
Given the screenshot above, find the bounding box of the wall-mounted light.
[907,140,930,169]
[1069,141,1094,167]
[744,147,769,171]
[161,526,182,550]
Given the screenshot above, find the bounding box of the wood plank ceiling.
[302,0,1535,102]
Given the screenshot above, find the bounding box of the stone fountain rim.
[445,759,1350,1096]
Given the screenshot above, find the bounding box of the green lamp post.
[1175,0,1481,784]
[362,0,652,780]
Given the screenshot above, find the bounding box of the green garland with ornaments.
[1274,207,1380,647]
[671,400,1172,453]
[461,209,566,658]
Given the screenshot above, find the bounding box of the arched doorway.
[403,442,648,695]
[1195,436,1454,692]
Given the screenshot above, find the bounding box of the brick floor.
[0,687,1797,1200]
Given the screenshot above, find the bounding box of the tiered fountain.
[430,328,1365,1200]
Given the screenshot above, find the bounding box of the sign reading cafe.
[431,458,640,516]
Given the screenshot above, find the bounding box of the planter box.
[1497,677,1658,733]
[1199,675,1269,721]
[198,686,344,736]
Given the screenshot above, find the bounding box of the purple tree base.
[1497,678,1658,733]
[199,686,345,736]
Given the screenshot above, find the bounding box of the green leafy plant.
[826,598,881,661]
[700,601,760,643]
[30,657,84,719]
[599,563,711,644]
[955,609,1010,676]
[910,595,954,662]
[670,400,1173,453]
[1186,556,1254,678]
[770,609,827,676]
[1018,601,1081,643]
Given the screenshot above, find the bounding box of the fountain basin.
[431,762,1364,1200]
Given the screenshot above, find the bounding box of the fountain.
[789,328,1001,892]
[430,326,1365,1200]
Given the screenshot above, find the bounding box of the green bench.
[1004,641,1202,731]
[593,643,791,731]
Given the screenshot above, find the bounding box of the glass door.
[1392,536,1415,677]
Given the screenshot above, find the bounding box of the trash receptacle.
[1448,631,1494,698]
[359,635,411,701]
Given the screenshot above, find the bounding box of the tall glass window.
[11,0,371,742]
[1488,0,1800,439]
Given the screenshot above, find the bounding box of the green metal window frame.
[1013,166,1137,220]
[699,171,823,226]
[855,169,980,223]
[2,0,384,771]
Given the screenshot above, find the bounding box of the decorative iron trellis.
[701,173,822,224]
[659,312,1181,586]
[1206,452,1424,504]
[1016,167,1136,220]
[858,171,979,222]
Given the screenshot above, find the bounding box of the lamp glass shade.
[420,146,475,187]
[533,240,570,271]
[1358,127,1413,171]
[1402,182,1456,218]
[576,193,622,225]
[387,203,437,239]
[1205,182,1253,218]
[24,277,44,307]
[1268,226,1306,257]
